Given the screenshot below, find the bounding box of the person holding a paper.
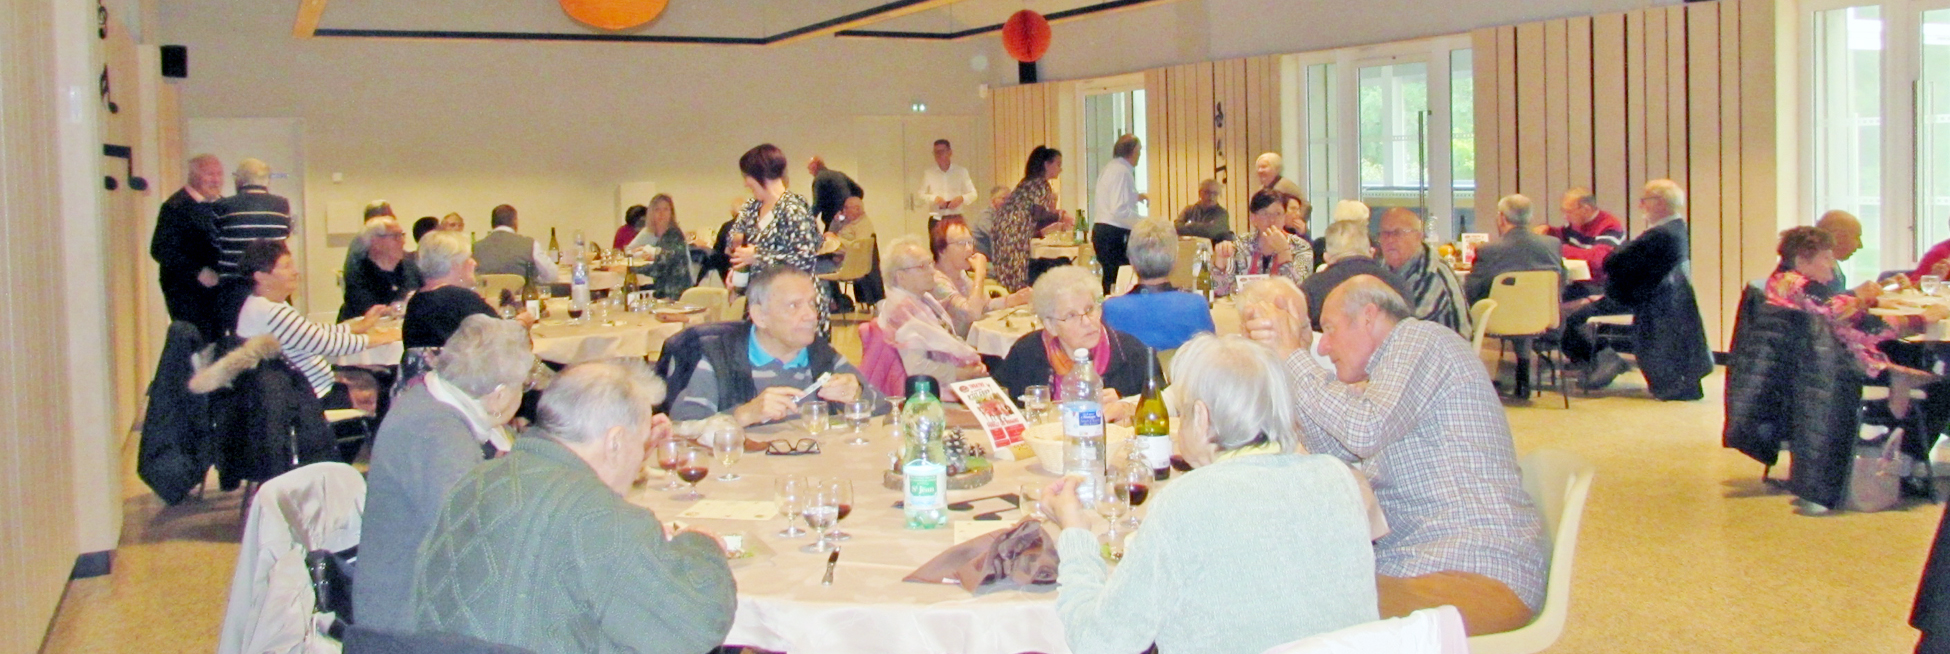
[1041,334,1380,654]
[669,266,880,428]
[860,236,984,396]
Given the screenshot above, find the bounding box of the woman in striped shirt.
[235,239,401,399]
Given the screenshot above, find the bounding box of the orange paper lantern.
[560,0,668,31]
[1001,10,1051,63]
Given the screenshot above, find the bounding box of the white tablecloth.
[966,308,1039,357]
[630,422,1073,654]
[331,301,697,367]
[551,267,624,291]
[1030,238,1079,260]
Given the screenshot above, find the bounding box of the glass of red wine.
[673,446,710,501]
[825,478,854,542]
[1115,456,1152,528]
[655,438,686,491]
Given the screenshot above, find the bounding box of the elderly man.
[1176,179,1233,243]
[824,194,884,311]
[1093,134,1148,295]
[919,139,978,223]
[473,204,559,285]
[1813,209,1864,292]
[358,315,532,633]
[1303,219,1409,332]
[1537,188,1626,299]
[339,217,420,321]
[1466,195,1565,397]
[1246,276,1547,636]
[1377,208,1471,336]
[214,158,291,280]
[671,266,879,427]
[809,155,865,232]
[406,361,736,653]
[151,153,226,339]
[1103,218,1214,350]
[1589,179,1714,400]
[1255,152,1306,200]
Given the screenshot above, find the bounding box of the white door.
[186,118,317,314]
[855,115,987,246]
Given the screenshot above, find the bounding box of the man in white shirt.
[917,139,977,227]
[1092,134,1147,294]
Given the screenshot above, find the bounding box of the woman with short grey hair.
[1301,219,1411,332]
[403,230,502,350]
[1040,333,1382,654]
[863,236,983,395]
[995,265,1157,419]
[356,314,537,633]
[1101,218,1213,350]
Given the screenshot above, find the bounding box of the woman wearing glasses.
[995,265,1159,421]
[860,236,985,396]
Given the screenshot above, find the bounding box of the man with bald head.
[1243,275,1546,636]
[1255,152,1305,200]
[152,154,227,339]
[1376,208,1471,336]
[1813,210,1863,293]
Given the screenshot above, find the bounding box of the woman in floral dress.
[729,143,827,329]
[993,146,1067,291]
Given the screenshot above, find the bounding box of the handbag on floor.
[1847,424,1912,513]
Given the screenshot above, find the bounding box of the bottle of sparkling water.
[902,376,949,529]
[1060,348,1107,506]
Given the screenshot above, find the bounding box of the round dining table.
[963,298,1244,358]
[332,298,703,367]
[630,419,1080,654]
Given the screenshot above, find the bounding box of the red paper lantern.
[560,0,668,31]
[1001,10,1052,63]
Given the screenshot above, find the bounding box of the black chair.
[653,321,747,414]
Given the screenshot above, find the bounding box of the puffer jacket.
[1722,285,1864,508]
[139,321,216,504]
[192,335,336,489]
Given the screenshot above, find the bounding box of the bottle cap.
[1073,348,1090,360]
[903,375,939,398]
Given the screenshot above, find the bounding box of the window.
[1081,85,1149,218]
[1809,5,1884,284]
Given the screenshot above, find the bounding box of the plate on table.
[654,303,707,317]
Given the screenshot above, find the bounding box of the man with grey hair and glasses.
[1243,275,1546,637]
[406,360,736,653]
[670,266,879,428]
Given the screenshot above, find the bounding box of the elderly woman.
[235,239,401,403]
[354,314,534,633]
[1042,334,1381,654]
[1102,217,1213,351]
[1214,189,1315,297]
[993,146,1069,291]
[995,266,1157,419]
[1768,226,1948,418]
[403,230,502,350]
[1301,219,1410,332]
[625,194,696,300]
[929,216,1030,335]
[339,216,421,321]
[860,236,984,396]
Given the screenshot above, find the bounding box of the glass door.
[1810,5,1885,284]
[1358,59,1432,234]
[1081,87,1149,219]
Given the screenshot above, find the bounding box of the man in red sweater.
[1539,188,1633,388]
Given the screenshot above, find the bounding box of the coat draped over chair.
[1722,285,1864,509]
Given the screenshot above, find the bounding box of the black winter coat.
[138,321,215,504]
[190,335,336,489]
[1722,285,1863,508]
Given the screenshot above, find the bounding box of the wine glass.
[844,399,874,446]
[825,479,855,542]
[1022,385,1052,423]
[1114,455,1153,528]
[801,402,830,437]
[1017,482,1047,521]
[654,437,686,491]
[709,426,743,482]
[774,475,808,538]
[1095,475,1130,525]
[673,446,709,501]
[1926,275,1944,297]
[800,483,841,553]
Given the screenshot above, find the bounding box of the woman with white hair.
[1213,189,1315,297]
[859,236,985,396]
[339,216,421,321]
[1101,217,1213,351]
[403,230,502,350]
[995,266,1157,419]
[355,314,536,633]
[1041,334,1381,654]
[1301,219,1411,332]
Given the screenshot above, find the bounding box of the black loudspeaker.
[160,45,187,79]
[1018,61,1038,85]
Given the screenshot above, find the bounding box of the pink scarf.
[1042,328,1112,386]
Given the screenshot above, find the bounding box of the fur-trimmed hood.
[189,335,281,394]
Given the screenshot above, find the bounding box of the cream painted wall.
[158,0,997,314]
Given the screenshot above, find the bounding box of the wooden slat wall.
[0,0,83,650]
[1470,0,1779,349]
[1124,56,1280,236]
[988,83,1062,205]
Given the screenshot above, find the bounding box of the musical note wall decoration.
[99,67,118,114]
[102,144,148,192]
[97,0,107,38]
[1212,100,1229,185]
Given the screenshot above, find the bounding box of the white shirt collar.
[492,225,517,234]
[424,371,512,453]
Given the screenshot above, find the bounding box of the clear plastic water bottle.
[570,231,590,323]
[901,376,949,529]
[1060,348,1107,507]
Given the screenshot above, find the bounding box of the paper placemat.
[678,500,781,521]
[952,520,1018,544]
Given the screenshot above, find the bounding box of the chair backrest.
[1483,270,1561,337]
[476,274,525,302]
[727,295,748,322]
[678,286,729,321]
[1466,449,1595,654]
[983,281,1008,300]
[1168,236,1211,290]
[1470,299,1498,354]
[219,462,367,654]
[825,235,877,281]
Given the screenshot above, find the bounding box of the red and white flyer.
[948,377,1032,461]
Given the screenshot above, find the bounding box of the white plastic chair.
[475,273,525,303]
[1467,449,1596,654]
[678,286,729,322]
[1485,270,1568,407]
[219,462,366,654]
[1470,299,1499,370]
[1259,606,1469,654]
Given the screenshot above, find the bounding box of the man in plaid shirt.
[1244,275,1547,636]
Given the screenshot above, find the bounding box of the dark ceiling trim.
[834,0,1165,40]
[768,0,954,42]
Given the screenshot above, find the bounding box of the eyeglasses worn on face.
[1050,305,1101,325]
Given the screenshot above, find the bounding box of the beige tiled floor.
[38,354,1947,653]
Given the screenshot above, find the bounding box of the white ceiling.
[315,0,1116,40]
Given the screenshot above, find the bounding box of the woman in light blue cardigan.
[1042,334,1380,654]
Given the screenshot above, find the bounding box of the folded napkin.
[903,519,1060,594]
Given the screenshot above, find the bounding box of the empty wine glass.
[1925,275,1944,297]
[844,399,874,446]
[1095,475,1130,525]
[800,483,841,553]
[826,479,854,542]
[1022,385,1053,423]
[775,475,807,538]
[673,446,709,501]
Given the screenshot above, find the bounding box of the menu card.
[948,377,1033,461]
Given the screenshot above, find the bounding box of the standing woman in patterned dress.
[728,143,828,330]
[993,146,1068,291]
